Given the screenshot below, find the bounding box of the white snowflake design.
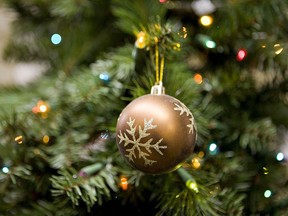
[174,102,196,134]
[117,117,167,166]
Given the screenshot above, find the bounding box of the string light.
[193,73,203,84]
[198,151,205,158]
[120,176,128,191]
[276,152,284,161]
[99,73,110,84]
[39,104,47,112]
[196,34,216,49]
[192,157,201,169]
[199,15,213,27]
[263,167,269,175]
[43,135,50,144]
[177,167,199,193]
[15,135,23,144]
[32,100,50,118]
[274,44,283,55]
[186,180,199,193]
[264,190,272,198]
[51,33,62,45]
[2,167,9,173]
[236,49,247,61]
[205,40,216,49]
[173,43,181,51]
[135,31,146,49]
[209,142,218,155]
[178,26,188,38]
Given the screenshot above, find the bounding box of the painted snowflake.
[117,117,167,166]
[174,102,196,134]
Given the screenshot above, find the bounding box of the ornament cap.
[151,82,165,95]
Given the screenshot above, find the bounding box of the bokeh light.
[51,33,62,45]
[135,31,146,49]
[274,44,283,55]
[120,176,128,191]
[99,73,110,84]
[205,40,216,49]
[263,167,269,175]
[200,15,213,27]
[209,142,218,155]
[236,49,247,61]
[192,157,201,169]
[193,73,203,84]
[186,180,199,193]
[15,135,23,144]
[2,167,9,173]
[43,135,50,144]
[198,151,205,158]
[264,190,272,198]
[39,104,47,112]
[276,152,284,161]
[178,26,188,38]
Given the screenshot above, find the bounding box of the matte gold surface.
[116,94,197,174]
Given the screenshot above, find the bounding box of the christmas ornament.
[116,36,197,174]
[116,84,197,174]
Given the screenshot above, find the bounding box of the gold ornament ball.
[116,93,197,174]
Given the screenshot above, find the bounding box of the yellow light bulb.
[39,104,47,112]
[200,15,213,27]
[198,151,205,158]
[192,157,201,169]
[274,44,283,55]
[15,135,23,144]
[33,100,50,115]
[263,167,269,175]
[120,176,128,191]
[173,43,181,51]
[43,135,50,144]
[178,26,188,38]
[186,180,199,193]
[135,31,146,49]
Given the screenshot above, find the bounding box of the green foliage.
[112,0,167,35]
[3,0,124,73]
[239,118,276,154]
[155,169,223,216]
[1,0,288,215]
[50,165,119,210]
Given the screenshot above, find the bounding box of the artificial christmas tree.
[0,0,288,215]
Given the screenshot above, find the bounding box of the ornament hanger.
[151,37,166,95]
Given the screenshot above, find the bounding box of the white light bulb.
[2,167,9,173]
[276,152,284,161]
[264,190,272,198]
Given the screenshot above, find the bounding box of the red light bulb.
[236,49,247,61]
